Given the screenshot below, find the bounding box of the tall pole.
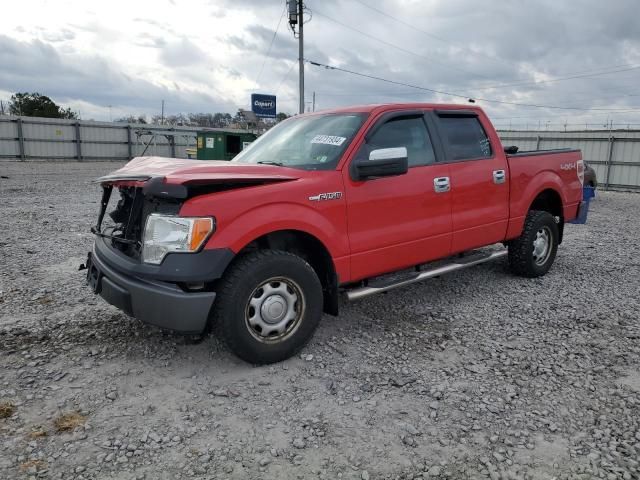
[298,0,304,114]
[312,91,316,112]
[161,100,165,125]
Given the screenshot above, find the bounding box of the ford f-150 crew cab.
[84,103,586,364]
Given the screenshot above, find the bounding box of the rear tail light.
[576,160,584,186]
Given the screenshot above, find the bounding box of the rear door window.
[438,116,492,161]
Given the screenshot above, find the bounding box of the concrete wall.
[499,130,640,191]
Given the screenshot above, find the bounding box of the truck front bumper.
[85,238,233,334]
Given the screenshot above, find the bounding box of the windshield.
[232,113,367,170]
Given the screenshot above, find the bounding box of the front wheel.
[508,210,559,278]
[212,250,323,364]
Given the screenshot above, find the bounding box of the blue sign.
[251,94,276,119]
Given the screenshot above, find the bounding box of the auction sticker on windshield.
[311,135,346,146]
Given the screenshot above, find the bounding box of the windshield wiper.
[257,161,284,166]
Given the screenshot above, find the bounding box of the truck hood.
[98,156,301,186]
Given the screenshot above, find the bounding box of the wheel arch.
[528,188,565,243]
[233,229,340,316]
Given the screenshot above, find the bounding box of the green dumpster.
[196,130,257,160]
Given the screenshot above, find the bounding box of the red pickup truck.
[85,103,586,363]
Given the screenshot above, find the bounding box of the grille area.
[107,187,181,259]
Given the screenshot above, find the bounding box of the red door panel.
[449,158,509,253]
[434,113,509,253]
[344,164,452,281]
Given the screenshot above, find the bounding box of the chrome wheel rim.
[532,226,552,266]
[245,277,305,343]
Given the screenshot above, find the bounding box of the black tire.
[212,250,323,364]
[508,210,559,278]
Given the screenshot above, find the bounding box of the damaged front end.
[82,176,230,334]
[82,156,300,333]
[91,179,182,260]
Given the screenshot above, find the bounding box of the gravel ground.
[1,161,639,480]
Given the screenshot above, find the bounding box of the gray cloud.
[159,38,208,68]
[2,0,640,127]
[0,35,234,118]
[40,28,76,43]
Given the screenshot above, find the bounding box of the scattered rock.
[0,168,638,480]
[428,465,441,477]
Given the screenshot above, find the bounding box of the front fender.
[203,202,350,280]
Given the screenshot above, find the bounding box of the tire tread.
[508,210,557,278]
[211,249,321,363]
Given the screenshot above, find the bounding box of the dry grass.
[19,459,47,472]
[0,401,15,419]
[27,428,48,439]
[37,296,53,305]
[53,411,86,432]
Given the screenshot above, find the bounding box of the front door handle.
[493,169,506,184]
[433,176,450,193]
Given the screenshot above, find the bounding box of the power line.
[314,86,640,109]
[491,108,640,120]
[275,60,297,94]
[473,64,640,91]
[255,6,286,85]
[348,0,640,93]
[306,59,640,112]
[308,6,493,80]
[351,0,508,68]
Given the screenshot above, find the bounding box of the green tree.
[9,92,77,119]
[276,112,291,122]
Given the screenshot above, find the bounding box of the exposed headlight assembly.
[142,214,215,265]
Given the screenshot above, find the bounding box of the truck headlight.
[142,214,215,265]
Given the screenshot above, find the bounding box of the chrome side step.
[346,249,508,301]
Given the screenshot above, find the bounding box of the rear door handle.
[433,176,450,193]
[493,169,506,184]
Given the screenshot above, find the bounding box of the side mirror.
[504,145,519,154]
[351,147,409,181]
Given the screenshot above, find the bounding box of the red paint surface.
[102,104,582,284]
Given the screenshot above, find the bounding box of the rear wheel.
[212,250,323,364]
[508,210,559,277]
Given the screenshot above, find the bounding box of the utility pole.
[298,0,304,114]
[288,0,306,114]
[161,100,165,125]
[312,91,316,112]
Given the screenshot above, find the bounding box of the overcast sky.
[2,0,640,128]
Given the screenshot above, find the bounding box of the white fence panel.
[0,115,215,163]
[499,130,640,191]
[1,118,638,190]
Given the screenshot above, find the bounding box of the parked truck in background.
[84,103,586,364]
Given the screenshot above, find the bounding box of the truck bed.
[505,148,583,240]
